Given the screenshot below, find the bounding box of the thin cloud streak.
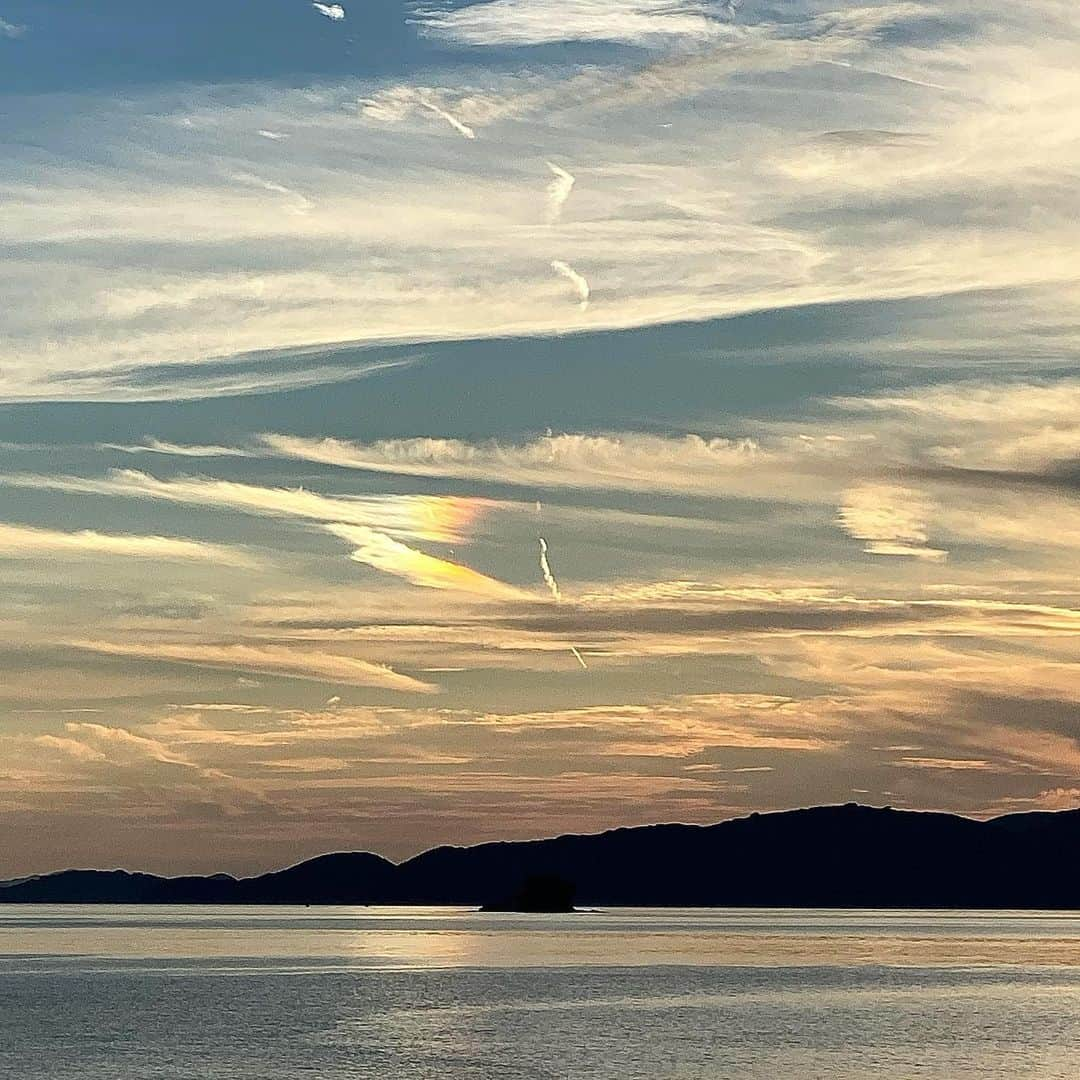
[538,537,561,601]
[102,439,262,459]
[0,471,490,544]
[545,162,576,223]
[258,431,762,495]
[417,94,477,139]
[0,522,256,567]
[550,260,591,308]
[67,641,438,694]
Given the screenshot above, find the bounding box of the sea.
[2,907,1079,1078]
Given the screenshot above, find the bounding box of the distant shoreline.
[4,803,1080,909]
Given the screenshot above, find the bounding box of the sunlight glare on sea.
[2,907,1080,1078]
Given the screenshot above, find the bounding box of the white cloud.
[837,484,947,560]
[550,260,591,308]
[102,439,261,459]
[0,16,24,38]
[0,470,492,544]
[412,0,733,47]
[232,172,312,214]
[258,431,762,495]
[312,3,345,21]
[538,537,561,601]
[545,162,576,223]
[0,522,256,567]
[4,2,1080,399]
[326,523,529,600]
[417,93,477,139]
[838,380,1080,472]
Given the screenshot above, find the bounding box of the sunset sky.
[1,0,1078,877]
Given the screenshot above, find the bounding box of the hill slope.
[4,804,1080,908]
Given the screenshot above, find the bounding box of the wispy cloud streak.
[0,471,488,543]
[550,260,590,308]
[68,641,437,694]
[417,94,477,139]
[538,537,561,601]
[258,432,760,495]
[412,0,732,47]
[0,523,255,567]
[545,162,576,223]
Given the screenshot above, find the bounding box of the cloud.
[0,16,24,38]
[67,641,438,694]
[325,523,529,600]
[838,379,1080,473]
[538,537,561,601]
[361,86,479,139]
[232,172,312,214]
[416,93,477,139]
[837,483,947,560]
[4,3,1080,400]
[545,162,576,223]
[550,260,591,308]
[171,704,274,714]
[102,439,261,459]
[258,431,763,495]
[894,756,1001,772]
[0,522,256,567]
[312,3,345,20]
[0,470,491,543]
[412,0,733,47]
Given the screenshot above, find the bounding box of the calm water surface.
[2,907,1079,1078]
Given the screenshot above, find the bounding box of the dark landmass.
[480,874,577,913]
[5,804,1080,908]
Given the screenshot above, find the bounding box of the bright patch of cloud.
[412,0,733,47]
[312,3,345,20]
[0,471,491,544]
[538,537,561,601]
[838,484,947,560]
[326,523,529,600]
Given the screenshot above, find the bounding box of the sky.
[1,0,1079,877]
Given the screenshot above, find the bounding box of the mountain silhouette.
[4,804,1080,907]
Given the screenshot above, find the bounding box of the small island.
[480,874,577,913]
